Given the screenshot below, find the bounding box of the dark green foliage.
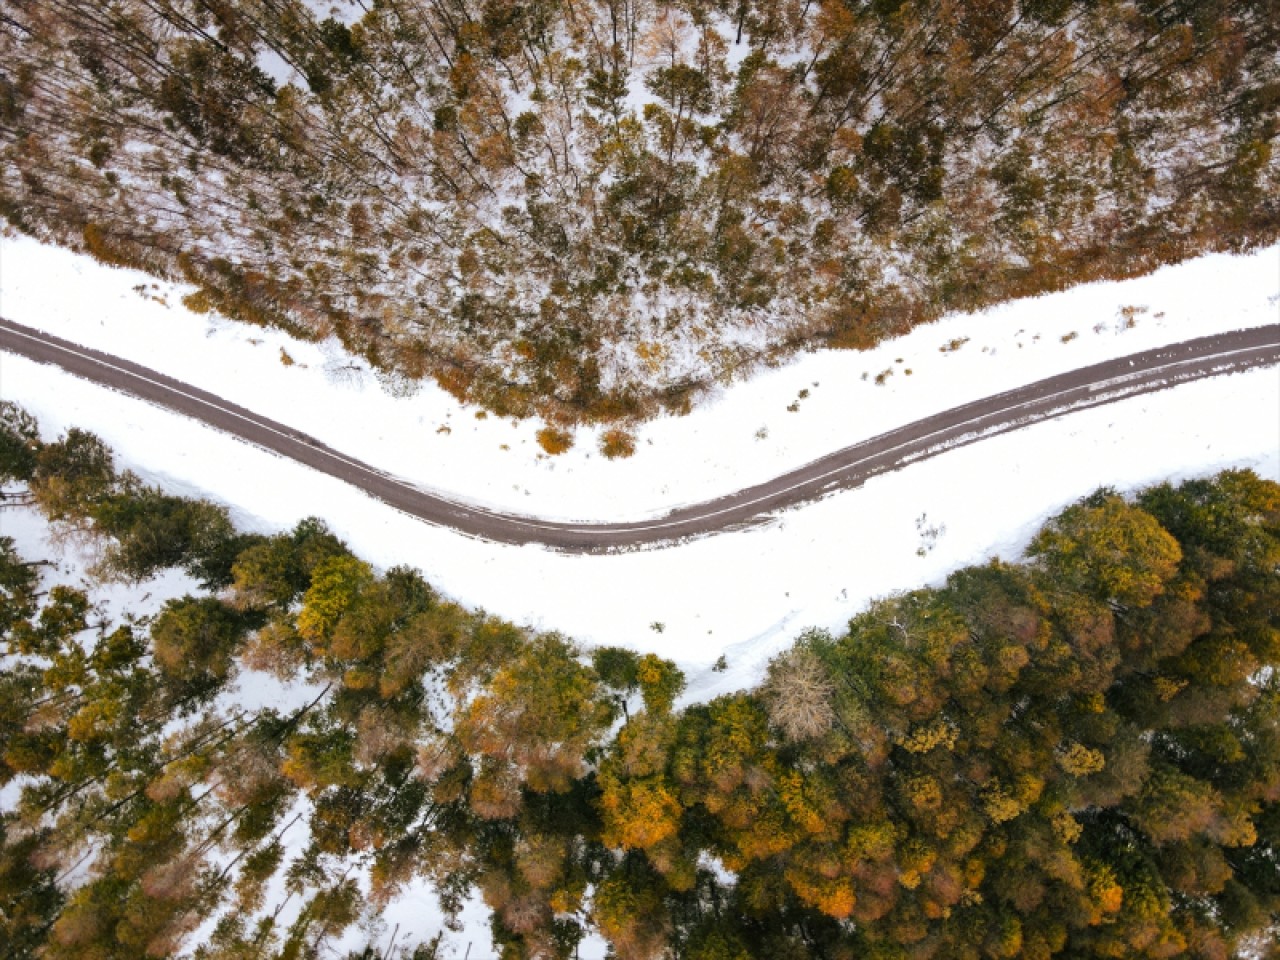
[1138,468,1280,574]
[0,400,40,488]
[0,536,40,633]
[593,645,642,718]
[30,428,116,521]
[90,482,236,583]
[187,530,270,590]
[18,418,240,584]
[0,816,62,959]
[7,583,90,659]
[150,595,252,693]
[230,517,349,612]
[157,39,277,162]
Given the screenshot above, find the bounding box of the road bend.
[2,317,1277,553]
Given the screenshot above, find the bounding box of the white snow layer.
[1,233,1278,702]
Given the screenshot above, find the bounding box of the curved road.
[2,317,1278,553]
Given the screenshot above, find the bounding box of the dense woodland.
[2,1,1279,430]
[2,402,1279,957]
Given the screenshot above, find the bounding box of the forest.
[2,0,1279,429]
[2,401,1278,958]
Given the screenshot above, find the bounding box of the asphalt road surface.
[3,317,1277,553]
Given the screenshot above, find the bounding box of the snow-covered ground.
[3,233,1277,523]
[1,233,1278,700]
[2,235,1276,960]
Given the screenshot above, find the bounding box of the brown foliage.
[536,426,574,455]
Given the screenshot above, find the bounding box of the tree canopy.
[3,1,1277,425]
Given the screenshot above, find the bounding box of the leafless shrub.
[762,646,836,741]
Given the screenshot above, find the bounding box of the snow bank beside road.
[1,232,1276,522]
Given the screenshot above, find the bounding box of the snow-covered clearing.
[1,234,1278,699]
